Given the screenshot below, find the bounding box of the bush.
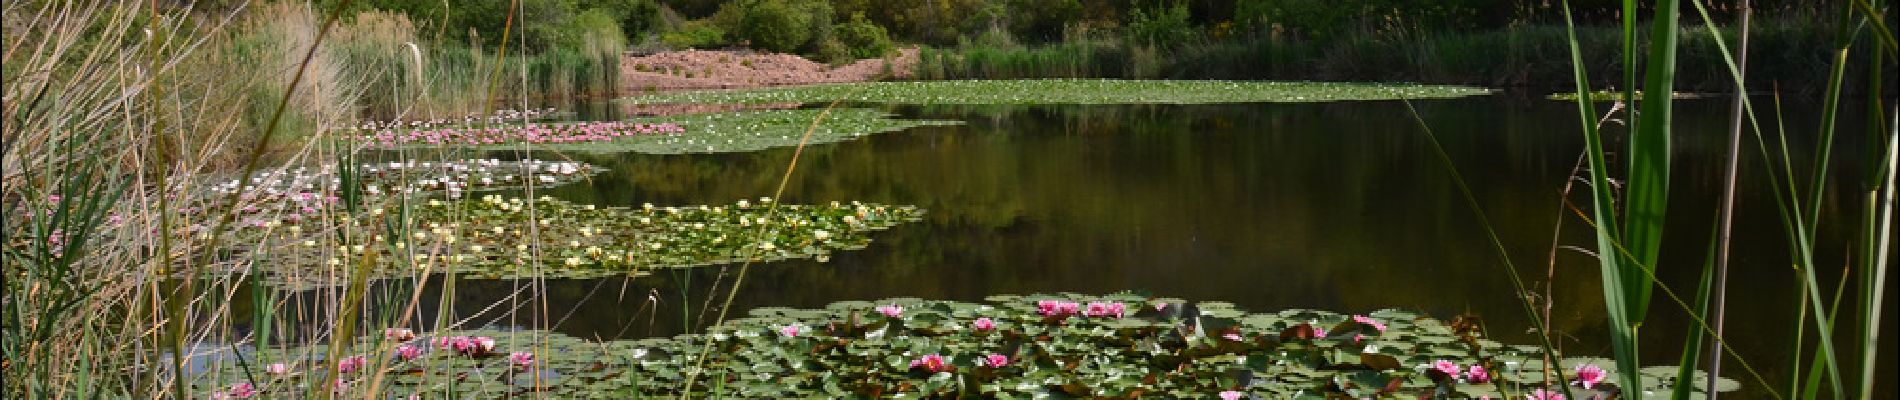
[660,19,727,49]
[714,0,814,53]
[834,12,894,58]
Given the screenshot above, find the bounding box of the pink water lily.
[972,317,995,331]
[779,325,800,337]
[226,382,257,398]
[395,345,423,361]
[1222,333,1244,341]
[1036,300,1080,318]
[982,353,1009,368]
[1312,327,1328,338]
[265,363,290,375]
[1466,364,1491,383]
[1219,390,1245,400]
[1527,388,1566,400]
[1433,360,1461,377]
[909,354,950,373]
[509,351,535,368]
[384,328,415,342]
[336,355,367,374]
[1084,302,1126,318]
[1573,364,1606,389]
[1352,315,1388,332]
[876,304,904,318]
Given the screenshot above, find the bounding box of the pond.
[252,95,1891,396]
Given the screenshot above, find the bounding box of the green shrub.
[660,19,726,49]
[714,0,813,53]
[834,12,894,59]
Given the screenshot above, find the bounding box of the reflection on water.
[255,97,1891,396]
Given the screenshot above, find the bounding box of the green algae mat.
[623,80,1492,106]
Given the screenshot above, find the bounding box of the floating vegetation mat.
[456,109,959,154]
[190,294,1737,398]
[622,80,1493,105]
[193,159,597,231]
[249,196,922,288]
[350,120,685,148]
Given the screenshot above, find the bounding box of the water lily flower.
[779,325,800,337]
[1527,389,1566,400]
[1084,302,1126,318]
[336,355,367,374]
[265,363,290,375]
[1219,390,1246,400]
[1313,327,1328,338]
[1433,360,1461,377]
[982,353,1009,368]
[509,352,535,368]
[224,382,258,399]
[1352,315,1388,332]
[972,317,995,331]
[1466,364,1491,383]
[876,304,904,318]
[1573,364,1606,389]
[384,328,415,342]
[1036,300,1081,318]
[909,354,949,373]
[389,344,422,361]
[1222,333,1244,341]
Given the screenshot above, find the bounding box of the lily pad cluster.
[477,108,961,154]
[251,196,923,288]
[186,294,1738,398]
[622,80,1493,106]
[354,120,685,148]
[196,159,600,232]
[353,108,562,131]
[188,328,639,399]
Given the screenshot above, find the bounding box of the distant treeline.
[226,0,1885,93]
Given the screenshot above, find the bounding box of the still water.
[283,96,1894,396]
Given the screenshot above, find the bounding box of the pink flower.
[336,355,367,374]
[909,354,949,373]
[395,345,423,361]
[265,363,290,375]
[1352,315,1387,332]
[1527,389,1566,400]
[508,351,535,368]
[1466,364,1491,383]
[779,325,800,337]
[982,353,1009,368]
[226,382,258,398]
[1036,300,1081,318]
[1312,327,1328,338]
[972,317,995,331]
[1222,333,1244,341]
[1433,360,1460,376]
[876,304,904,318]
[1219,390,1245,400]
[384,328,415,342]
[1084,302,1126,318]
[1573,364,1606,389]
[474,336,497,353]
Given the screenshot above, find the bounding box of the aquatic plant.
[186,294,1739,398]
[247,196,923,288]
[622,80,1493,106]
[352,120,685,148]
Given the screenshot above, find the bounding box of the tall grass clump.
[1547,0,1895,398]
[1,0,600,397]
